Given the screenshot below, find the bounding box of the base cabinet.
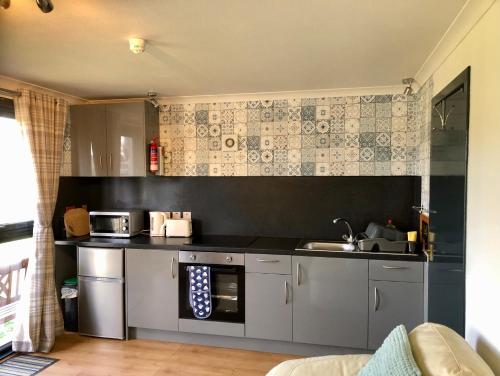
[292,256,368,348]
[126,249,179,331]
[245,273,292,341]
[368,280,423,349]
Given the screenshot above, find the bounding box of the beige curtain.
[12,89,68,352]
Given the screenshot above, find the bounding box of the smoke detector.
[129,38,145,54]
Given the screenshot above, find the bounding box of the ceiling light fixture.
[129,38,146,54]
[36,0,53,13]
[402,78,415,95]
[147,92,168,112]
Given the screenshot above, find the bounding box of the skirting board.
[128,327,372,357]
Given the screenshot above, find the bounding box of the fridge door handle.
[78,275,124,283]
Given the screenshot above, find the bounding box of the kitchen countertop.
[55,234,426,261]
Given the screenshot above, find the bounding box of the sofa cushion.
[266,354,371,376]
[409,323,495,376]
[358,325,421,376]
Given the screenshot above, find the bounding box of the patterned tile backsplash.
[60,115,72,176]
[416,78,434,210]
[159,94,421,176]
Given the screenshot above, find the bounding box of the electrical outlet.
[164,212,171,219]
[182,211,192,219]
[172,212,182,219]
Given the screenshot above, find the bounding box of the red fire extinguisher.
[149,137,159,172]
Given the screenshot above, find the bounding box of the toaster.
[165,219,192,238]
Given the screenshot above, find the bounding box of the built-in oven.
[179,251,245,324]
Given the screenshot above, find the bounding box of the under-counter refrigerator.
[77,247,125,339]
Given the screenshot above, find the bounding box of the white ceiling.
[0,0,466,99]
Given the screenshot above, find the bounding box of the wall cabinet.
[245,273,292,342]
[126,248,179,331]
[292,256,369,349]
[70,102,158,177]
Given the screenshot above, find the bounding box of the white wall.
[429,1,500,372]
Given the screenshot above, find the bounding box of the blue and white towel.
[188,265,212,319]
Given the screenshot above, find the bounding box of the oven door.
[179,263,245,323]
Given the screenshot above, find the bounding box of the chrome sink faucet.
[333,218,355,244]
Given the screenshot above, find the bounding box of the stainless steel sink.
[297,241,356,252]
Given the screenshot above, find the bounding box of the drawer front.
[369,260,423,283]
[245,254,291,274]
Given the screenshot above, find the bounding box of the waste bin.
[61,277,78,332]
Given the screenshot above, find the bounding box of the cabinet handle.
[374,287,380,311]
[99,154,103,169]
[171,257,175,279]
[296,263,302,286]
[284,280,289,305]
[256,259,279,263]
[448,269,463,273]
[382,265,408,270]
[108,153,112,169]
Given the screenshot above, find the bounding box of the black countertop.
[55,234,426,261]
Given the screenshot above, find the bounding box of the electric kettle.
[149,211,167,237]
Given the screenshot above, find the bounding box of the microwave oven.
[89,210,144,237]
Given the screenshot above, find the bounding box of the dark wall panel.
[55,176,421,240]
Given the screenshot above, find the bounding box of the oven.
[178,251,245,324]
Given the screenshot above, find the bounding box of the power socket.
[172,212,182,219]
[182,211,192,219]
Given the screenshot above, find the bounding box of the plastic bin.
[61,277,78,332]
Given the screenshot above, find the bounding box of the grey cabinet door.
[292,256,368,348]
[368,280,423,349]
[126,249,178,331]
[245,273,292,341]
[70,104,107,176]
[106,103,146,176]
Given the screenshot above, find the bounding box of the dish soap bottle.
[386,218,396,229]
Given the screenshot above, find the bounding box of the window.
[0,97,35,355]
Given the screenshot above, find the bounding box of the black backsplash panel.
[55,176,421,240]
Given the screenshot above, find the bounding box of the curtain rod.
[0,88,21,98]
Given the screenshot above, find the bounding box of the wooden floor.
[34,333,299,376]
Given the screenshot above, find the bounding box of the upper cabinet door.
[70,105,107,176]
[106,103,146,176]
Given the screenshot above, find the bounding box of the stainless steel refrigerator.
[77,247,125,339]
